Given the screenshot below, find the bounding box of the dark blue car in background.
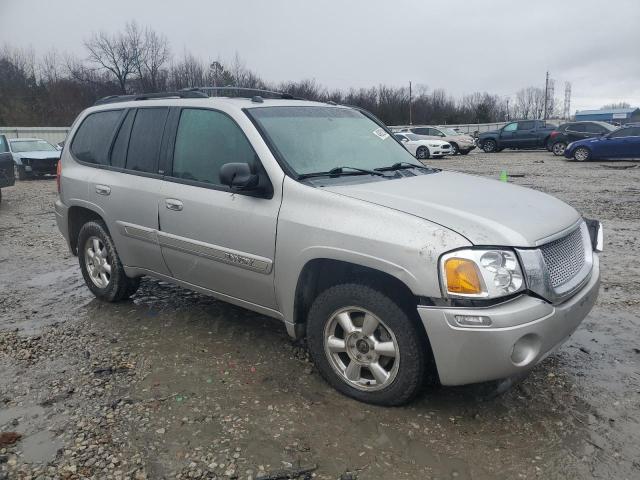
[564,123,640,161]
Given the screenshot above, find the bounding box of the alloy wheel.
[552,142,566,156]
[323,307,400,391]
[84,236,112,288]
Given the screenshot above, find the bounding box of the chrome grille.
[540,226,586,288]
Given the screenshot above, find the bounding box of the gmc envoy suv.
[55,90,602,406]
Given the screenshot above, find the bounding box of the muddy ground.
[0,150,639,480]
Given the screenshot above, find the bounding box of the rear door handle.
[165,199,183,211]
[95,184,111,196]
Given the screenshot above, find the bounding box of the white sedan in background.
[393,133,452,159]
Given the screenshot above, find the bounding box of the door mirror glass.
[219,162,260,190]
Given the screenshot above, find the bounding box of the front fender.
[274,177,471,327]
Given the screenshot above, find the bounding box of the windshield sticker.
[373,127,389,140]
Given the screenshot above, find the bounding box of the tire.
[449,143,459,155]
[416,146,430,160]
[306,283,427,406]
[77,220,140,302]
[482,139,497,153]
[15,164,29,180]
[552,142,567,156]
[573,147,591,162]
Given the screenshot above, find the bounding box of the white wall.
[0,127,70,145]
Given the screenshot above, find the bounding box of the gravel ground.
[0,150,639,480]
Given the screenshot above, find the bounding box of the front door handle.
[95,184,111,196]
[165,199,183,211]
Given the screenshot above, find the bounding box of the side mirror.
[220,163,260,191]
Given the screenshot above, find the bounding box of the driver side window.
[503,123,517,132]
[171,108,257,186]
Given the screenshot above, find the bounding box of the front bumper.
[418,255,600,386]
[460,144,476,153]
[21,157,59,175]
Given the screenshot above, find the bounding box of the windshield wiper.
[375,161,430,172]
[299,166,388,179]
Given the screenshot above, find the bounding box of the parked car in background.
[8,137,61,180]
[399,126,476,155]
[564,123,640,161]
[477,120,556,153]
[394,133,451,159]
[0,135,16,203]
[548,121,616,156]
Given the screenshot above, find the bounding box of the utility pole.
[409,81,413,125]
[543,71,549,120]
[506,98,510,121]
[563,82,572,120]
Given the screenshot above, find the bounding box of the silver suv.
[55,90,602,406]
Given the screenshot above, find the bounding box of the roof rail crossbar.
[94,90,208,106]
[183,86,300,100]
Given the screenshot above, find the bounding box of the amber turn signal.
[444,258,483,295]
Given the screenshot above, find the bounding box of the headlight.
[440,249,525,299]
[428,143,440,147]
[566,142,574,150]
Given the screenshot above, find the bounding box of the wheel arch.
[290,258,421,340]
[67,205,108,255]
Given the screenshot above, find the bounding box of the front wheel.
[306,283,427,406]
[416,146,430,160]
[78,220,140,302]
[482,139,497,153]
[552,142,567,156]
[573,147,591,162]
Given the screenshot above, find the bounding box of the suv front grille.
[540,226,586,288]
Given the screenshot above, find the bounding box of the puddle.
[19,429,63,464]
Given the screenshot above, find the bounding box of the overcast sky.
[1,0,638,112]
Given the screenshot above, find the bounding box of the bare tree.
[84,25,138,93]
[601,102,631,110]
[133,27,170,92]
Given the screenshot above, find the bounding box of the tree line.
[0,22,620,128]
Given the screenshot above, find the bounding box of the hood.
[416,139,449,146]
[572,136,605,147]
[14,150,61,160]
[323,171,580,247]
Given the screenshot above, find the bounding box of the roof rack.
[94,90,208,106]
[183,86,300,100]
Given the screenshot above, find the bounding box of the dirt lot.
[1,150,639,480]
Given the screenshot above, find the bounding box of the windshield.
[248,106,417,175]
[10,140,57,153]
[440,127,460,136]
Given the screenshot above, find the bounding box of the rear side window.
[110,110,136,169]
[71,110,123,164]
[171,108,256,185]
[411,128,429,135]
[518,121,535,130]
[568,124,586,132]
[125,108,169,174]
